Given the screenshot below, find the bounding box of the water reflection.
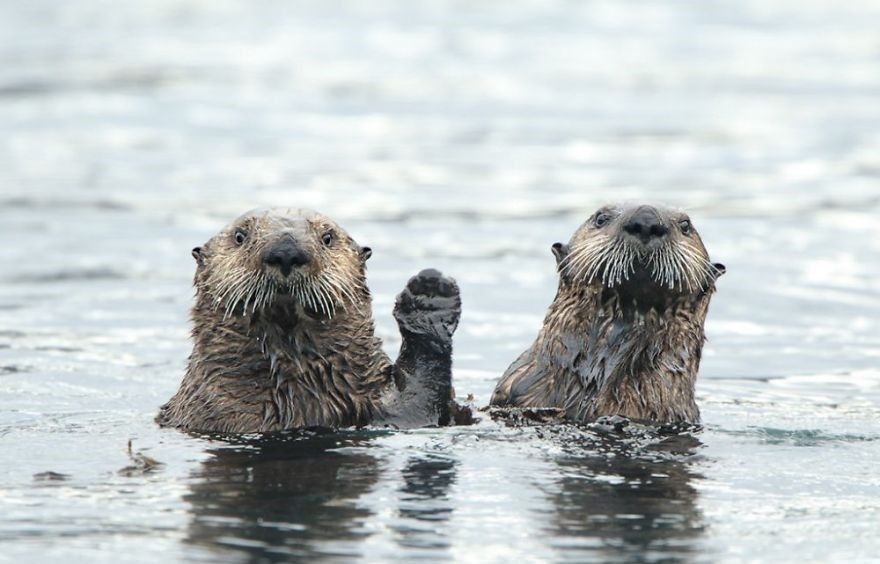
[545,431,705,562]
[183,431,384,562]
[394,454,457,553]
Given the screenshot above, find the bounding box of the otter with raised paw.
[157,208,468,434]
[491,204,725,425]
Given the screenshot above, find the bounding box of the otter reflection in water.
[541,425,706,561]
[393,454,458,553]
[183,431,383,561]
[182,431,460,561]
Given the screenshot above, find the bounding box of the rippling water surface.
[2,1,880,562]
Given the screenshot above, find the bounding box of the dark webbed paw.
[394,269,461,345]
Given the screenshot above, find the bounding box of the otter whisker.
[291,281,309,311]
[323,271,364,311]
[334,273,366,304]
[253,275,273,313]
[621,244,637,284]
[332,282,362,311]
[588,245,616,284]
[305,285,317,314]
[325,278,346,313]
[648,247,663,287]
[256,280,275,312]
[653,246,675,290]
[666,249,679,289]
[650,246,676,290]
[314,278,336,318]
[671,246,698,292]
[248,280,261,313]
[223,275,258,319]
[586,241,609,279]
[252,279,265,312]
[237,277,260,315]
[601,245,618,285]
[571,236,620,285]
[223,281,246,316]
[575,248,603,283]
[316,278,333,317]
[680,245,711,291]
[312,289,326,317]
[565,236,614,282]
[216,267,254,299]
[559,238,604,271]
[325,286,339,317]
[686,251,718,292]
[602,240,635,286]
[304,284,319,314]
[211,267,250,306]
[664,247,678,289]
[662,246,683,291]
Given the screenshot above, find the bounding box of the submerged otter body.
[491,204,724,424]
[158,208,465,433]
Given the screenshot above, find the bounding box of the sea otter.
[490,204,725,424]
[157,208,467,433]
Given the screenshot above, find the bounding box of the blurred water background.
[1,1,879,562]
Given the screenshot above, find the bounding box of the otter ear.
[360,246,373,262]
[551,242,569,265]
[712,263,726,278]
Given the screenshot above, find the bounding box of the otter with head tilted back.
[157,208,467,434]
[491,204,725,425]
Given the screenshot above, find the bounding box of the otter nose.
[264,242,310,276]
[623,208,668,243]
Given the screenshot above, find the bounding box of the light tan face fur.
[556,204,722,293]
[192,208,370,318]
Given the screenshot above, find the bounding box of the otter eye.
[234,229,247,246]
[679,219,692,235]
[594,213,612,228]
[321,232,333,246]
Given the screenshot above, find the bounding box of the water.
[2,0,880,561]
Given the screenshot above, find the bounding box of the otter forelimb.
[378,269,462,428]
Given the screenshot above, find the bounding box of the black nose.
[264,241,310,276]
[623,208,668,243]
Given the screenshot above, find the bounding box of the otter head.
[554,204,725,306]
[191,208,371,318]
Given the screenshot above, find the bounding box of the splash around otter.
[491,204,725,425]
[157,208,470,434]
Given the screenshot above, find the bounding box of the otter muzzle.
[623,207,668,245]
[264,241,310,277]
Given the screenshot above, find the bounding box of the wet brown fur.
[158,208,461,433]
[491,204,724,424]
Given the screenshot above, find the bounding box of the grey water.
[1,0,879,562]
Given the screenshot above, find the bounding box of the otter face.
[555,204,725,294]
[192,208,371,318]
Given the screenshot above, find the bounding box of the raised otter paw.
[393,269,461,344]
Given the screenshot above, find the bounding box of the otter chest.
[258,333,383,429]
